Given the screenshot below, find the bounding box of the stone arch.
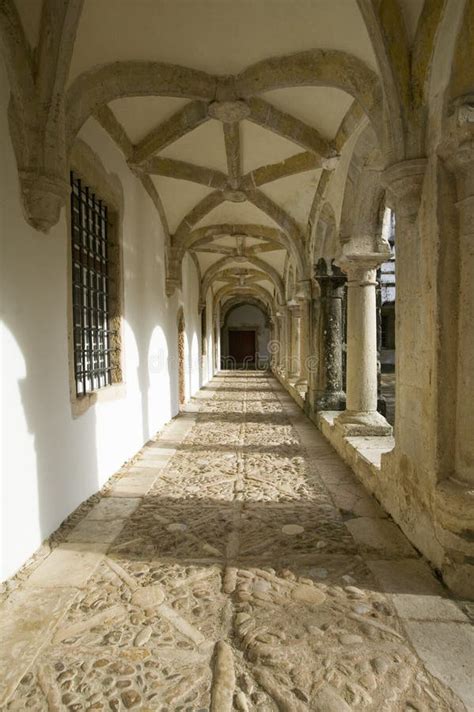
[236,49,384,144]
[338,125,385,254]
[171,190,303,264]
[213,284,275,320]
[221,296,271,326]
[65,50,384,149]
[66,63,217,146]
[201,255,284,305]
[176,224,306,280]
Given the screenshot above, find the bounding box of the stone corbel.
[9,98,70,232]
[286,298,301,317]
[165,250,182,297]
[294,278,312,302]
[18,169,70,232]
[165,275,181,298]
[440,138,474,200]
[383,158,427,223]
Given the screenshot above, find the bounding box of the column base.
[315,390,346,412]
[334,409,392,436]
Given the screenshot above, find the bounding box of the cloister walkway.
[0,373,472,711]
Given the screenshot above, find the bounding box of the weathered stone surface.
[0,588,78,705]
[81,497,141,521]
[345,516,418,558]
[368,559,468,621]
[0,374,468,710]
[25,543,108,589]
[66,516,126,544]
[402,621,474,711]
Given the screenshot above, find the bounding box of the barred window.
[70,172,119,396]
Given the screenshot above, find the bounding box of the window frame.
[68,141,125,417]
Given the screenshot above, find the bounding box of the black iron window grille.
[71,172,116,396]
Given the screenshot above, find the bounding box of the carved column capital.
[383,158,427,222]
[314,258,346,292]
[336,252,388,283]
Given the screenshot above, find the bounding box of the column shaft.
[314,261,346,410]
[454,177,474,483]
[346,267,378,412]
[335,256,392,436]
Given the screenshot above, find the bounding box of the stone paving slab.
[345,516,419,558]
[0,372,471,711]
[66,516,127,544]
[24,543,108,589]
[367,559,469,622]
[402,621,474,710]
[80,496,141,521]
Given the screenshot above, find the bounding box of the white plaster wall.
[181,253,202,400]
[202,289,214,383]
[0,62,206,581]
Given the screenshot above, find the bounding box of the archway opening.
[378,205,396,425]
[221,302,270,370]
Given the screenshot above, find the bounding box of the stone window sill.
[71,383,127,418]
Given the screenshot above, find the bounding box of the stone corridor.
[1,373,472,712]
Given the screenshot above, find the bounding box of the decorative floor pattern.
[1,373,472,711]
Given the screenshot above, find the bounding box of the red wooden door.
[228,330,256,364]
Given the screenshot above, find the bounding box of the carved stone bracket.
[383,158,427,223]
[19,170,70,232]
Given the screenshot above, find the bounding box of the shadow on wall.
[1,308,100,581]
[0,219,181,581]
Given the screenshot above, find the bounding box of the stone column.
[273,310,283,373]
[287,302,301,382]
[314,259,346,410]
[294,281,312,390]
[335,255,392,435]
[446,139,474,484]
[296,299,309,388]
[214,309,221,372]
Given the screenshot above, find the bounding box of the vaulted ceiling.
[11,0,425,308]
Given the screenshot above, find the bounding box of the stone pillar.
[314,259,346,410]
[296,299,309,388]
[294,281,312,390]
[446,139,474,484]
[384,158,427,445]
[273,310,283,373]
[287,303,301,382]
[214,308,221,372]
[335,255,392,435]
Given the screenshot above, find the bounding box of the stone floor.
[1,372,473,711]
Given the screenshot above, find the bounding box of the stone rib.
[143,156,228,189]
[133,100,210,164]
[223,122,241,187]
[248,97,335,158]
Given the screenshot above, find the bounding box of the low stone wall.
[275,370,474,601]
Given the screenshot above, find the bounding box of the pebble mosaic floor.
[0,372,472,711]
